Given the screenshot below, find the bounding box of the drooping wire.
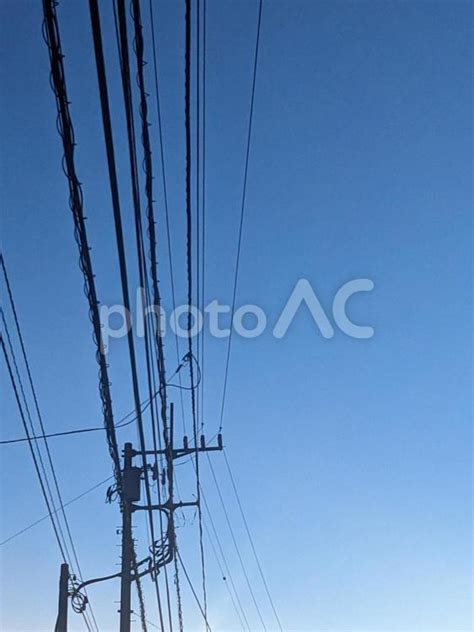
[223,450,283,630]
[0,393,151,445]
[0,359,196,446]
[218,0,263,432]
[206,454,267,630]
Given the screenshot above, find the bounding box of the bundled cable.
[41,0,121,491]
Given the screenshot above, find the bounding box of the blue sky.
[0,1,472,631]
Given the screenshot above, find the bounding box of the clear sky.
[0,1,472,631]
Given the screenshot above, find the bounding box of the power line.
[183,0,209,625]
[1,335,67,555]
[203,518,247,631]
[223,450,283,630]
[218,0,263,431]
[1,335,94,632]
[1,260,99,632]
[0,393,154,445]
[0,361,194,445]
[193,0,209,623]
[130,4,177,626]
[206,454,267,630]
[102,1,176,628]
[0,310,72,565]
[148,0,186,436]
[41,0,122,491]
[113,0,171,626]
[0,475,114,547]
[200,487,251,631]
[199,0,207,437]
[176,549,212,632]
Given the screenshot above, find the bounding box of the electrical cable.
[176,549,212,632]
[199,0,207,437]
[148,0,186,436]
[0,357,198,446]
[200,488,250,630]
[41,0,122,493]
[88,1,152,627]
[0,475,114,547]
[218,0,263,432]
[203,518,247,631]
[130,7,177,625]
[0,312,100,631]
[0,394,152,445]
[0,308,72,566]
[206,454,267,630]
[110,0,171,627]
[1,335,94,632]
[223,450,283,630]
[184,1,209,627]
[1,335,67,556]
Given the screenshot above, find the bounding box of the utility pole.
[119,441,140,632]
[116,403,223,628]
[69,409,223,629]
[54,563,69,632]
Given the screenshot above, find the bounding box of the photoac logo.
[99,278,375,353]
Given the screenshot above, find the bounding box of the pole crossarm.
[132,433,223,461]
[132,500,198,512]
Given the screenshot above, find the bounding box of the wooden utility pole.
[54,563,69,632]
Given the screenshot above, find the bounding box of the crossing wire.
[218,0,263,431]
